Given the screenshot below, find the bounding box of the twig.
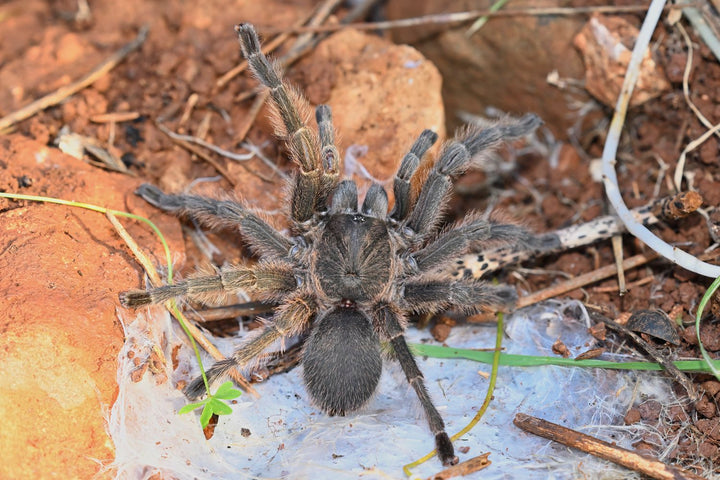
[600,0,720,278]
[516,252,659,310]
[429,453,491,480]
[451,193,700,280]
[232,89,269,144]
[184,302,276,322]
[90,111,140,123]
[592,275,653,293]
[156,123,239,185]
[611,235,627,295]
[178,93,199,128]
[157,123,255,162]
[673,22,720,190]
[513,413,705,480]
[0,26,148,132]
[106,212,161,286]
[589,309,699,401]
[260,4,693,35]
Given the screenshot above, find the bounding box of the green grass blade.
[410,343,720,372]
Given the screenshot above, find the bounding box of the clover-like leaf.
[209,397,234,416]
[200,402,214,428]
[178,400,207,415]
[213,381,242,400]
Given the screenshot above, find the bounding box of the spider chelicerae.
[120,23,543,466]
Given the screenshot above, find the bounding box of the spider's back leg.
[374,303,458,466]
[184,291,315,399]
[236,24,334,222]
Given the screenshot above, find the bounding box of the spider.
[120,23,543,466]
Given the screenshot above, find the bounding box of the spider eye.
[295,275,304,287]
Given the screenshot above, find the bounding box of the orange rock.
[0,135,183,479]
[573,14,670,108]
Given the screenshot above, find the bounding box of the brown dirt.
[1,0,720,477]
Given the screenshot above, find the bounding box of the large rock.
[386,0,589,137]
[0,135,183,479]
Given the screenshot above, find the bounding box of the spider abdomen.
[302,308,382,416]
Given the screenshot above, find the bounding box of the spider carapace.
[120,23,545,466]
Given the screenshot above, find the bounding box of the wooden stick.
[259,3,693,35]
[513,413,705,480]
[468,252,660,322]
[0,27,148,132]
[90,111,140,123]
[429,452,491,480]
[156,123,239,186]
[516,252,659,309]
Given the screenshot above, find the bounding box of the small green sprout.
[178,381,242,428]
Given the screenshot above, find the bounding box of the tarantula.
[120,23,543,466]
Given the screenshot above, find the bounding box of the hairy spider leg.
[406,114,542,238]
[184,292,316,399]
[403,279,517,314]
[412,214,541,274]
[135,184,291,259]
[236,23,328,223]
[389,129,438,222]
[316,104,341,210]
[374,303,459,466]
[119,261,297,308]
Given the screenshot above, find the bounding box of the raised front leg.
[236,23,328,223]
[406,114,542,237]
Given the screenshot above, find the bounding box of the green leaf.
[178,400,207,414]
[410,343,720,372]
[213,381,242,400]
[200,402,214,428]
[209,398,233,415]
[696,275,720,381]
